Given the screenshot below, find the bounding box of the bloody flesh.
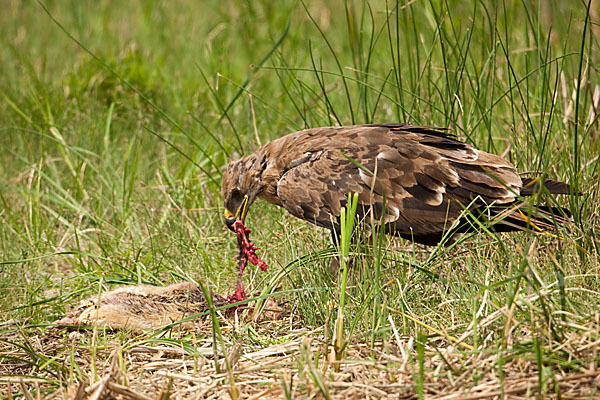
[228,220,269,303]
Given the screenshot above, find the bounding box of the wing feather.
[268,125,523,238]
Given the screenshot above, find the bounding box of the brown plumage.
[222,124,572,246]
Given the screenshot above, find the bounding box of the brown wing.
[274,125,523,242]
[276,149,365,232]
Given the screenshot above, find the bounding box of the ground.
[2,312,600,398]
[1,0,600,398]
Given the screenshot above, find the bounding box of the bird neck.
[252,149,284,207]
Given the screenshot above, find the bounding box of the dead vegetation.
[2,1,600,399]
[2,287,600,399]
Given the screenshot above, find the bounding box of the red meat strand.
[233,220,269,273]
[227,220,268,303]
[228,281,246,304]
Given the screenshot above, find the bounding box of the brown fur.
[58,282,283,332]
[57,282,210,332]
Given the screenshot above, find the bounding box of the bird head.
[221,154,263,231]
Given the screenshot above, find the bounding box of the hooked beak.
[224,195,249,231]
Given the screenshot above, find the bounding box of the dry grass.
[2,284,600,399]
[2,1,600,399]
[2,327,599,399]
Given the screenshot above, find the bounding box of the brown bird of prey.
[222,124,572,246]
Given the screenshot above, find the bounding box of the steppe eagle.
[221,124,572,246]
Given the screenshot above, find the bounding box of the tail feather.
[406,202,572,246]
[399,178,577,246]
[487,203,571,233]
[521,178,572,196]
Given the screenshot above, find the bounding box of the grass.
[1,0,600,398]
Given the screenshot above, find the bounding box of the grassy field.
[1,0,600,398]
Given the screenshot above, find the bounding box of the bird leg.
[228,220,269,303]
